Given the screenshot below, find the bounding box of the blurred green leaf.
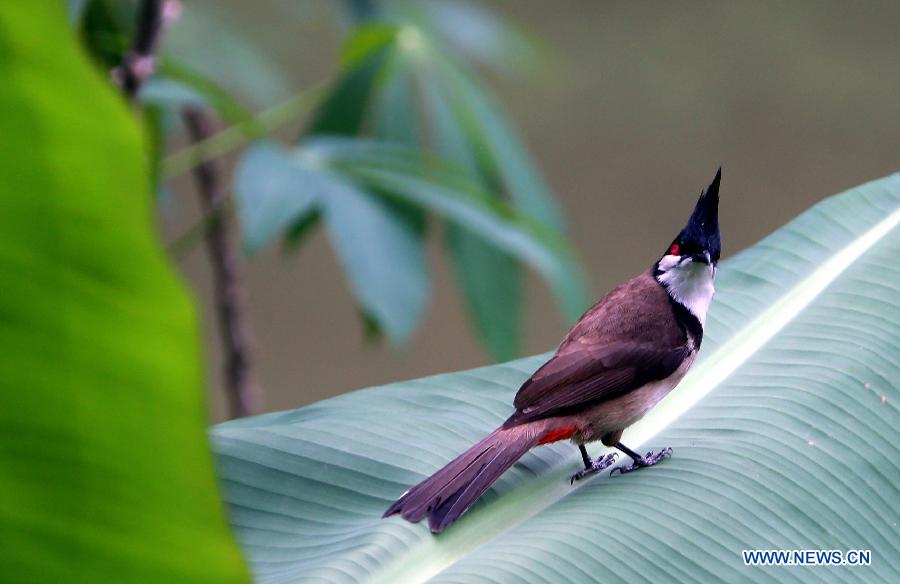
[446,229,522,360]
[308,18,580,358]
[282,207,323,251]
[77,0,133,68]
[341,23,399,68]
[67,0,89,24]
[422,77,523,361]
[306,49,389,135]
[162,3,289,108]
[409,0,542,76]
[319,167,429,345]
[0,4,247,582]
[307,28,396,136]
[346,164,587,323]
[235,141,428,344]
[308,137,588,322]
[234,142,319,253]
[373,54,420,145]
[211,174,900,582]
[369,48,429,248]
[419,74,477,169]
[365,53,431,340]
[143,103,166,194]
[333,18,562,230]
[342,0,382,24]
[433,56,565,229]
[235,137,586,345]
[422,59,572,354]
[155,4,580,357]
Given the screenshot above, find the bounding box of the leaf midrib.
[370,199,900,584]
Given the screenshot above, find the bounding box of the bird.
[384,168,722,533]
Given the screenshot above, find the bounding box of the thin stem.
[167,198,234,258]
[182,107,258,418]
[160,82,329,180]
[115,0,178,99]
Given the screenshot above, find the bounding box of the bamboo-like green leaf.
[309,137,588,323]
[433,55,564,230]
[408,0,541,76]
[0,4,247,582]
[234,141,428,345]
[373,54,420,146]
[162,3,288,107]
[302,21,579,358]
[212,174,900,583]
[445,229,522,361]
[422,76,523,361]
[236,136,586,344]
[415,40,574,357]
[318,168,429,346]
[307,26,397,136]
[234,142,319,253]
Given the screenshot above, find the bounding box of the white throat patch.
[656,255,716,324]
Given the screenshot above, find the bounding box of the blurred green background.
[156,0,899,421]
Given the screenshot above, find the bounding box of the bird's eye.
[669,243,680,255]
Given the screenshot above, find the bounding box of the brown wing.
[507,343,689,425]
[506,270,691,426]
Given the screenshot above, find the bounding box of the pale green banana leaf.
[212,174,900,583]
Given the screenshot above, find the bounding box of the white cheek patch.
[657,254,681,271]
[657,258,715,324]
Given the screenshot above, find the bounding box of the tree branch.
[115,0,180,100]
[183,107,258,418]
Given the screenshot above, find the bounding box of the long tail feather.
[383,424,542,533]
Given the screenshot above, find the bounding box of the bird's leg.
[579,444,592,469]
[570,445,618,484]
[610,442,673,476]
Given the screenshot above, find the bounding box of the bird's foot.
[570,453,618,484]
[610,447,673,476]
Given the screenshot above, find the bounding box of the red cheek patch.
[669,243,680,255]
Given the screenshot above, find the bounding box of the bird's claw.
[570,453,618,484]
[610,447,673,476]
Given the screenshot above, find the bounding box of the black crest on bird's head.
[666,168,721,264]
